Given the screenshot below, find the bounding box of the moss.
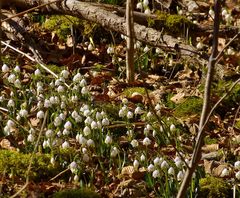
[204,136,218,145]
[122,87,146,97]
[0,150,62,181]
[173,96,203,117]
[53,188,101,198]
[199,176,232,198]
[235,119,240,129]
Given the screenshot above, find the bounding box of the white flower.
[107,46,114,54]
[83,153,90,162]
[27,134,34,142]
[227,48,235,55]
[8,74,16,83]
[84,116,92,125]
[168,167,175,175]
[135,106,143,115]
[73,73,82,82]
[79,134,87,145]
[95,112,102,120]
[225,13,232,23]
[175,159,183,168]
[143,46,150,53]
[102,118,110,126]
[64,121,72,130]
[2,64,9,72]
[146,111,153,119]
[7,99,15,107]
[127,111,133,119]
[148,164,155,172]
[236,171,240,180]
[71,111,79,119]
[7,120,15,128]
[69,161,78,173]
[220,168,230,177]
[83,126,91,136]
[46,129,53,138]
[14,66,20,73]
[143,137,151,146]
[143,0,149,6]
[136,2,143,10]
[235,161,240,169]
[140,154,146,161]
[43,140,49,149]
[154,157,162,166]
[88,43,94,51]
[152,170,160,178]
[111,147,119,158]
[4,126,11,136]
[152,130,157,137]
[63,129,70,135]
[105,135,112,144]
[177,170,184,181]
[34,69,41,76]
[81,86,89,95]
[196,42,203,50]
[134,41,142,49]
[19,109,28,117]
[170,124,176,132]
[82,147,88,154]
[156,48,161,54]
[54,116,62,127]
[50,157,55,165]
[62,141,70,149]
[61,70,70,79]
[144,8,151,15]
[80,79,87,87]
[133,159,139,170]
[14,79,21,88]
[126,130,133,137]
[87,139,95,147]
[119,109,125,117]
[122,98,128,104]
[131,139,139,147]
[209,9,214,18]
[75,115,82,123]
[59,113,66,121]
[57,85,65,93]
[44,99,51,108]
[222,8,228,17]
[74,174,79,182]
[161,160,169,169]
[91,121,98,129]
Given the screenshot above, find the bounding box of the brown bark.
[2,0,198,56]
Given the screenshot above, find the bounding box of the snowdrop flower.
[161,160,169,169]
[87,139,95,147]
[7,99,15,108]
[57,85,65,93]
[146,111,153,119]
[88,43,94,51]
[81,86,89,95]
[14,65,20,73]
[69,161,78,173]
[102,118,110,126]
[97,121,102,128]
[134,41,142,49]
[170,124,176,132]
[140,154,146,161]
[74,174,79,182]
[131,139,139,147]
[234,161,240,169]
[91,121,98,129]
[8,74,16,83]
[135,106,143,115]
[126,129,133,137]
[44,99,51,108]
[80,78,87,87]
[75,115,82,123]
[127,111,133,119]
[2,64,9,72]
[175,159,183,168]
[79,134,87,145]
[155,104,161,111]
[220,168,230,177]
[71,111,79,119]
[83,153,90,162]
[143,46,150,53]
[34,69,41,76]
[225,13,232,24]
[61,70,70,79]
[148,164,155,172]
[136,2,143,10]
[82,147,88,154]
[63,129,70,136]
[177,170,184,181]
[107,46,114,54]
[46,129,53,138]
[54,116,62,127]
[19,109,28,117]
[168,167,175,175]
[64,121,72,130]
[152,170,160,178]
[143,0,149,6]
[209,8,214,18]
[83,126,91,136]
[122,98,128,104]
[143,137,151,146]
[50,157,55,165]
[4,126,11,136]
[144,8,151,15]
[196,41,203,50]
[154,157,162,166]
[133,159,139,170]
[14,79,21,88]
[73,73,82,82]
[83,109,91,117]
[105,135,112,144]
[7,120,15,128]
[236,171,240,180]
[84,116,92,125]
[227,48,235,55]
[96,112,102,120]
[43,140,50,149]
[222,8,228,17]
[59,113,66,121]
[62,141,70,149]
[111,147,119,158]
[152,130,157,137]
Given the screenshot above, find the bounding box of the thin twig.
[10,110,48,198]
[2,0,63,23]
[49,168,70,181]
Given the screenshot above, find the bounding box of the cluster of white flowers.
[136,0,151,14]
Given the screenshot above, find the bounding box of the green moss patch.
[53,188,101,198]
